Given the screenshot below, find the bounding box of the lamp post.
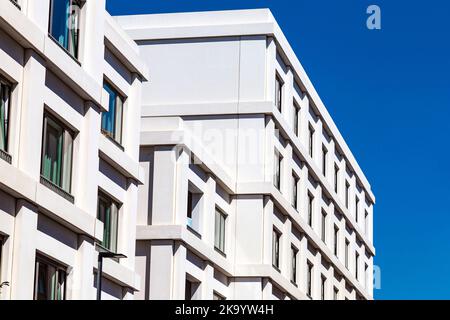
[96,251,126,300]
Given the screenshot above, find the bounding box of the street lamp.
[96,247,126,300]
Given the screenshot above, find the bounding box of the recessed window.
[185,278,200,300]
[334,165,339,193]
[272,229,281,270]
[49,0,82,59]
[345,181,350,208]
[187,188,202,235]
[275,75,283,112]
[345,239,350,269]
[355,197,359,222]
[291,246,298,284]
[355,252,360,280]
[334,287,339,300]
[273,150,282,191]
[293,101,300,136]
[321,210,327,243]
[321,275,326,300]
[292,173,299,210]
[308,125,314,158]
[307,193,314,227]
[97,192,119,253]
[41,113,74,194]
[307,261,313,297]
[0,78,11,154]
[214,208,226,254]
[334,225,339,256]
[213,292,226,300]
[34,255,67,300]
[322,145,327,176]
[102,82,124,145]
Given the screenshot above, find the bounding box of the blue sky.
[106,0,450,299]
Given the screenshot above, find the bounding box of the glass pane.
[110,203,119,253]
[101,82,124,144]
[67,1,80,57]
[42,117,63,187]
[50,0,71,49]
[0,83,10,151]
[61,130,73,193]
[214,210,220,249]
[115,96,123,143]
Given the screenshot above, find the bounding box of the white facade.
[0,0,148,299]
[116,9,376,300]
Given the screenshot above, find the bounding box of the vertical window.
[185,278,200,300]
[272,229,281,270]
[0,78,11,154]
[214,208,226,254]
[334,287,339,300]
[321,275,326,300]
[355,252,359,280]
[307,193,314,227]
[273,150,282,190]
[102,82,124,145]
[334,165,339,193]
[307,261,313,298]
[291,246,298,284]
[97,193,119,253]
[355,197,359,222]
[345,181,350,208]
[186,189,202,233]
[275,75,283,112]
[293,102,300,136]
[322,146,327,176]
[292,173,299,210]
[345,239,350,269]
[49,0,81,58]
[308,125,314,158]
[334,225,339,256]
[321,211,327,243]
[34,255,66,300]
[41,113,73,193]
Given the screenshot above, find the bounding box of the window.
[355,197,359,222]
[292,173,299,210]
[322,146,327,176]
[334,165,339,193]
[291,246,298,284]
[214,208,226,254]
[293,102,300,136]
[97,193,119,253]
[49,0,81,59]
[307,261,313,297]
[41,113,74,194]
[334,225,339,256]
[345,181,350,208]
[185,278,200,300]
[275,75,283,111]
[321,211,327,243]
[308,125,314,158]
[355,252,359,280]
[345,239,350,269]
[321,275,326,300]
[307,193,314,227]
[365,210,369,235]
[0,236,3,284]
[0,78,11,154]
[102,82,124,145]
[34,255,66,300]
[187,188,202,233]
[213,292,226,300]
[272,229,281,270]
[273,150,282,190]
[334,287,339,300]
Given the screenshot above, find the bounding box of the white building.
[116,9,376,300]
[0,0,148,299]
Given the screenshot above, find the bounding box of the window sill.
[0,149,12,164]
[40,176,74,204]
[48,34,81,66]
[214,247,227,258]
[101,130,124,151]
[9,0,21,10]
[187,225,202,240]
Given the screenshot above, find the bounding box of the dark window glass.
[49,0,81,58]
[102,82,124,145]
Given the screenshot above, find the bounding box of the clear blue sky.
[106,0,450,299]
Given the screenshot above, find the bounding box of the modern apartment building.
[0,0,148,300]
[116,9,376,300]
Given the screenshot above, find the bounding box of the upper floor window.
[273,150,282,191]
[321,210,327,243]
[49,0,82,59]
[102,82,124,145]
[41,113,74,194]
[308,125,314,158]
[291,246,298,284]
[214,208,226,254]
[291,173,299,210]
[355,197,359,222]
[187,187,202,235]
[334,165,339,193]
[97,192,119,253]
[275,75,283,112]
[321,275,327,300]
[334,225,339,256]
[307,261,313,298]
[345,181,350,208]
[322,145,327,176]
[293,102,300,136]
[333,287,339,300]
[345,239,350,269]
[272,229,281,270]
[34,255,66,300]
[0,78,11,154]
[307,193,314,227]
[355,252,360,280]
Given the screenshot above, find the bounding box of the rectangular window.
[291,246,298,284]
[308,193,314,227]
[214,208,226,254]
[334,165,339,193]
[345,239,350,269]
[321,275,326,300]
[322,146,327,176]
[292,173,299,210]
[275,75,283,112]
[321,211,327,243]
[345,181,350,208]
[334,287,339,300]
[307,261,313,298]
[355,252,359,280]
[34,255,66,300]
[102,82,124,145]
[186,189,202,233]
[273,150,282,190]
[0,78,11,154]
[272,229,281,270]
[293,102,299,136]
[308,125,314,158]
[97,193,119,253]
[49,0,81,59]
[41,113,73,193]
[334,225,339,256]
[185,278,200,300]
[355,197,359,222]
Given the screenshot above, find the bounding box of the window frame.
[321,210,327,243]
[307,193,314,227]
[101,81,125,146]
[272,229,281,270]
[214,207,227,254]
[290,246,298,284]
[97,192,120,253]
[306,260,313,298]
[308,124,314,158]
[291,173,299,210]
[0,77,12,155]
[34,254,67,300]
[275,74,283,112]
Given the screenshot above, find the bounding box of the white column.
[72,235,96,299]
